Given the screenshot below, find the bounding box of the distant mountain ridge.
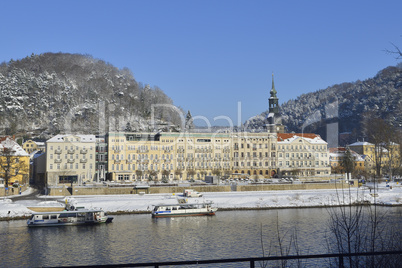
[247,64,402,144]
[0,53,183,139]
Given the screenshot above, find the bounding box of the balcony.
[67,159,75,163]
[54,149,62,154]
[80,159,88,163]
[80,149,88,154]
[67,150,75,154]
[54,159,62,163]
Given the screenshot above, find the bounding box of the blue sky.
[1,0,401,126]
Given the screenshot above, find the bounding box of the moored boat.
[27,208,113,227]
[152,200,217,218]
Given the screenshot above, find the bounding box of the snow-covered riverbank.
[1,183,401,220]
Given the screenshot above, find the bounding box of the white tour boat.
[27,208,113,227]
[152,199,217,218]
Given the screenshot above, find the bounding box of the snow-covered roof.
[277,133,327,145]
[349,141,373,146]
[329,147,364,161]
[0,137,29,156]
[47,134,96,143]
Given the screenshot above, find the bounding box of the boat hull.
[152,211,216,218]
[27,221,98,227]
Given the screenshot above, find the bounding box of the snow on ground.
[1,184,401,219]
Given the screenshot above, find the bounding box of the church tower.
[269,73,279,114]
[265,73,284,133]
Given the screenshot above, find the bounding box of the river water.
[1,207,401,267]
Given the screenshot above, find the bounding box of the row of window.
[50,154,93,160]
[49,163,93,170]
[49,145,93,150]
[279,153,327,158]
[233,161,276,167]
[234,152,274,158]
[278,161,328,167]
[277,144,326,150]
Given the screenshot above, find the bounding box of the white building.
[46,134,96,186]
[277,133,331,179]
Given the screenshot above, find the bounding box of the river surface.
[1,207,401,267]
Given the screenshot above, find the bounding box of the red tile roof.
[277,133,320,141]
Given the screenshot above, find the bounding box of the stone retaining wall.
[46,181,356,196]
[0,184,28,197]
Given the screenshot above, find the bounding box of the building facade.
[277,133,331,178]
[95,136,108,182]
[22,140,46,154]
[46,134,96,186]
[107,131,280,182]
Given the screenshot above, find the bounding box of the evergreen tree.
[125,122,132,132]
[185,110,194,130]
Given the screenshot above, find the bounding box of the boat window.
[166,207,171,211]
[59,213,77,218]
[43,215,49,220]
[51,215,57,219]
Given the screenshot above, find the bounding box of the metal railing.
[46,250,402,268]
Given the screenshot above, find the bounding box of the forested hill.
[0,53,182,139]
[247,64,402,143]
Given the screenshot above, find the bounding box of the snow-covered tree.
[185,110,194,130]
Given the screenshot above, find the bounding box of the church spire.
[270,73,277,97]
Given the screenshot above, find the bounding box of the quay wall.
[46,181,356,196]
[0,184,28,197]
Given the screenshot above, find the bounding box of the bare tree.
[363,117,392,179]
[174,169,182,181]
[385,41,402,60]
[341,148,355,180]
[187,169,196,181]
[326,185,402,267]
[135,170,143,181]
[161,170,169,183]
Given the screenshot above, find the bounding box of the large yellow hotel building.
[107,131,279,181]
